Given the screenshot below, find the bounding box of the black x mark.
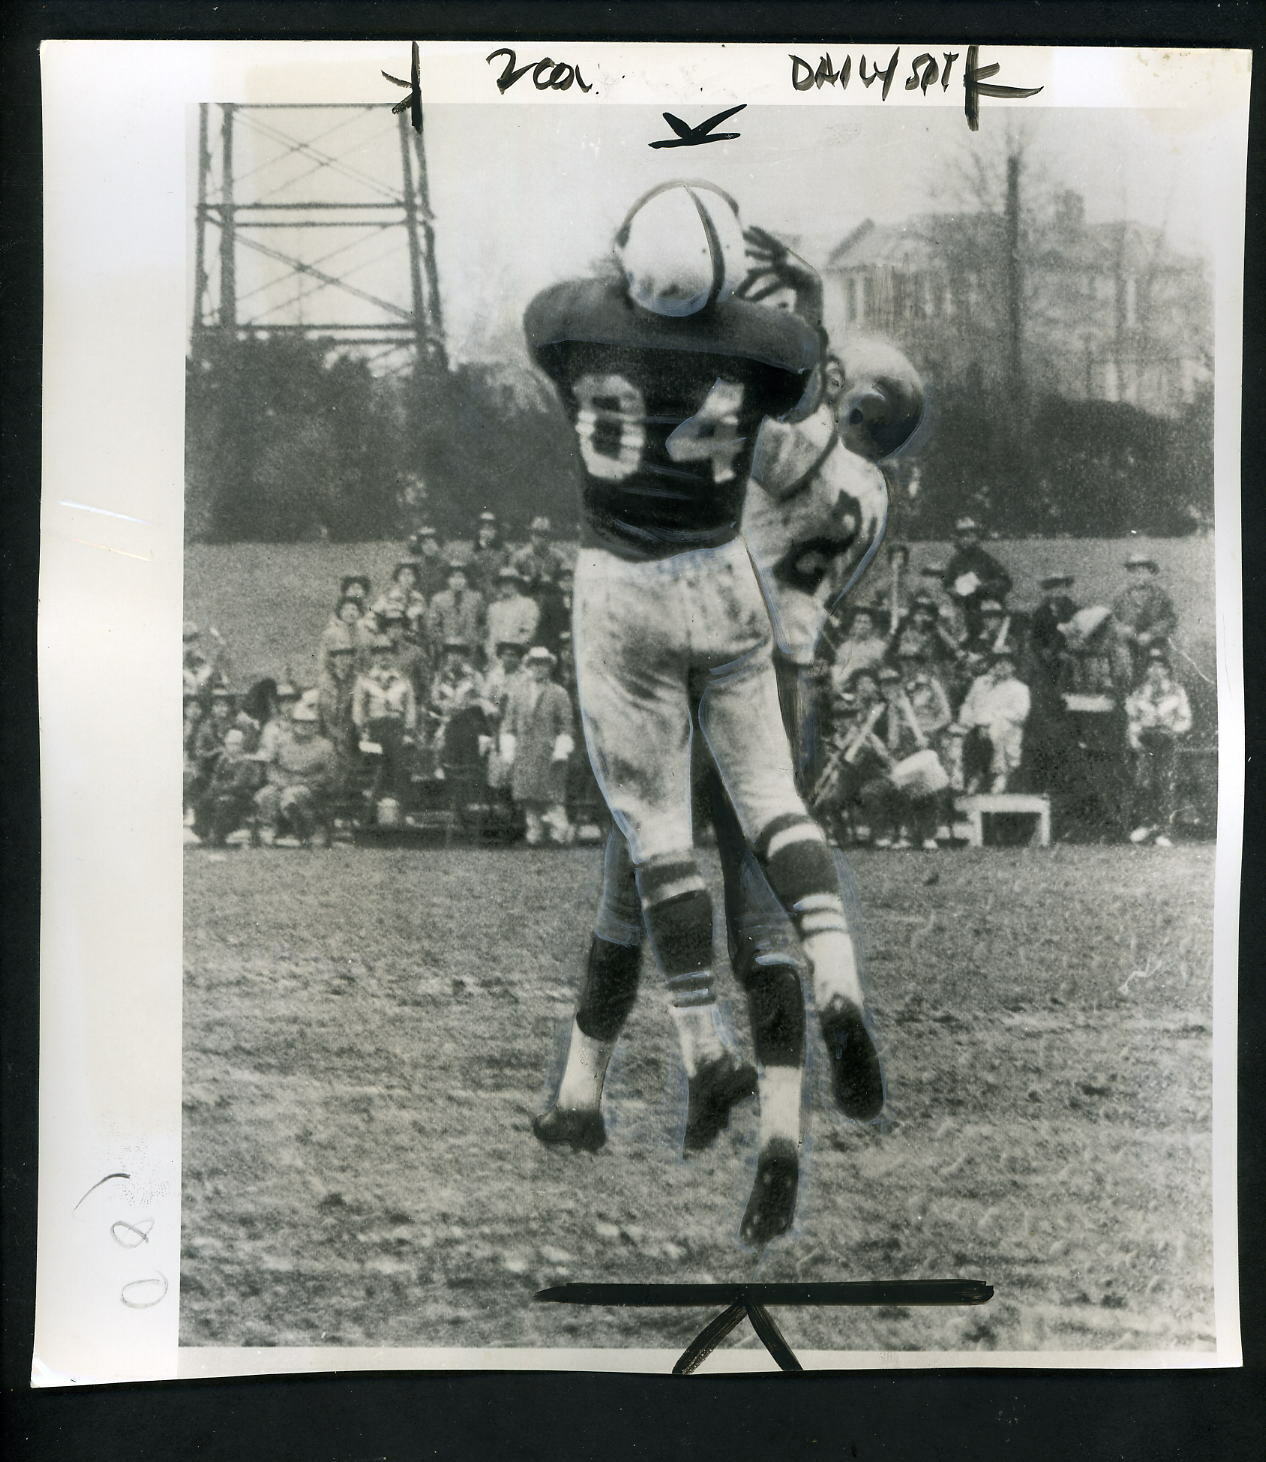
[649,103,747,149]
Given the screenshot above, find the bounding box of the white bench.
[954,793,1051,848]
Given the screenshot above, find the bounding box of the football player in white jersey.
[533,218,923,1243]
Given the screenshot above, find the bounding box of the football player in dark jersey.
[525,182,896,1238]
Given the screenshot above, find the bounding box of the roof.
[827,214,1007,271]
[828,210,1202,281]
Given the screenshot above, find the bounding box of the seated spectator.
[1113,553,1178,682]
[916,562,966,640]
[535,564,574,655]
[501,645,575,846]
[352,635,418,817]
[192,684,238,787]
[829,606,888,696]
[468,511,510,592]
[194,727,263,847]
[1125,648,1193,847]
[255,693,338,847]
[485,567,540,664]
[320,595,378,675]
[430,642,485,775]
[956,649,1032,794]
[960,598,1018,661]
[406,525,452,598]
[426,563,486,662]
[370,560,428,639]
[811,689,891,845]
[510,516,568,597]
[943,515,1013,640]
[887,594,958,672]
[256,680,300,759]
[879,665,949,849]
[897,655,953,744]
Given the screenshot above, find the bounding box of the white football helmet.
[614,182,748,317]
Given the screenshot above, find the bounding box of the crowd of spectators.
[184,511,594,848]
[183,511,1204,852]
[809,516,1199,849]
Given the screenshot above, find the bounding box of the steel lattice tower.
[192,102,447,375]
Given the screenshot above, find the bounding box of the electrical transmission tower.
[191,102,447,376]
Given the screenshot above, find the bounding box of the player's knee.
[576,935,642,1041]
[638,855,713,977]
[744,957,807,1067]
[755,813,840,909]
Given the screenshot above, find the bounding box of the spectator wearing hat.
[1057,605,1133,837]
[1029,574,1079,681]
[406,526,452,599]
[370,560,428,638]
[193,727,264,847]
[469,512,510,593]
[192,684,239,788]
[943,516,1013,640]
[1113,554,1178,681]
[426,563,486,660]
[1125,648,1193,847]
[956,649,1032,794]
[477,642,527,793]
[485,566,540,664]
[429,642,491,778]
[876,664,948,849]
[479,641,527,718]
[501,646,575,846]
[255,680,301,760]
[510,516,568,597]
[1021,575,1079,797]
[534,563,574,656]
[352,636,418,812]
[961,598,1016,656]
[915,562,966,640]
[888,593,958,673]
[320,595,378,676]
[339,573,372,608]
[255,694,338,847]
[378,607,431,706]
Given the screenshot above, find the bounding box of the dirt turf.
[182,841,1215,1356]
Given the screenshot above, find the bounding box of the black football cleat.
[740,1137,800,1247]
[820,997,885,1120]
[531,1105,606,1154]
[684,1054,758,1154]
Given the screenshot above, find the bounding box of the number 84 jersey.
[525,278,819,561]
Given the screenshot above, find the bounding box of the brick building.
[823,191,1210,419]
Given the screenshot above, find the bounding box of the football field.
[181,841,1216,1358]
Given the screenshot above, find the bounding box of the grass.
[181,839,1216,1355]
[185,534,1216,689]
